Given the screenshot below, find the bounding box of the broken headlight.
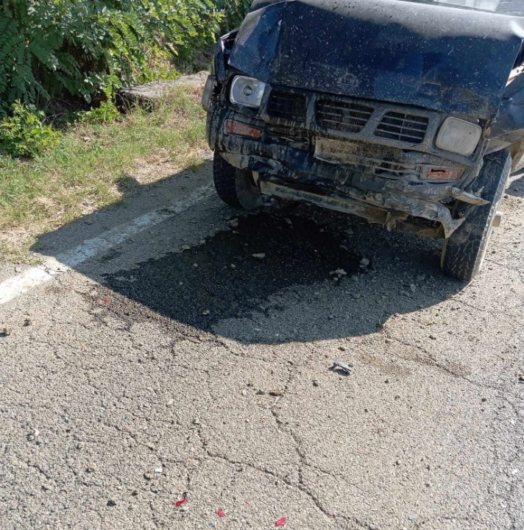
[436,117,482,157]
[230,76,266,108]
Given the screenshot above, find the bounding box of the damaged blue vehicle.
[202,0,524,281]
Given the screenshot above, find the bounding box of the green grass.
[0,86,208,262]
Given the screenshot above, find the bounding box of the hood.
[229,0,524,119]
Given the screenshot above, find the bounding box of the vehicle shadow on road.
[33,163,466,345]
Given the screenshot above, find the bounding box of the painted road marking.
[0,184,213,305]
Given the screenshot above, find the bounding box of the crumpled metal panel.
[230,0,524,119]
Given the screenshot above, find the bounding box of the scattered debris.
[252,253,266,259]
[275,516,287,527]
[330,268,347,279]
[202,310,211,316]
[331,360,353,375]
[181,245,191,251]
[269,389,283,396]
[23,318,31,327]
[107,500,117,507]
[518,374,524,383]
[0,328,11,337]
[228,218,239,228]
[154,468,162,474]
[176,498,188,507]
[410,283,417,293]
[408,513,418,521]
[360,257,370,268]
[217,509,226,517]
[26,429,39,441]
[14,266,21,273]
[312,380,319,387]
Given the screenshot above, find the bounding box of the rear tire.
[441,150,511,281]
[212,152,263,210]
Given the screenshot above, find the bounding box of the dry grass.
[0,86,209,262]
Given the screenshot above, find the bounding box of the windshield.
[399,0,524,15]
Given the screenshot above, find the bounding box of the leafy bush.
[216,0,251,31]
[0,101,61,158]
[73,101,121,124]
[0,0,221,111]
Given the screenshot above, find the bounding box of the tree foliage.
[215,0,251,31]
[0,0,221,111]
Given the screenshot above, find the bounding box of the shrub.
[73,101,121,124]
[0,0,221,111]
[216,0,251,31]
[0,101,61,158]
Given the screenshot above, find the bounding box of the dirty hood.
[229,0,524,119]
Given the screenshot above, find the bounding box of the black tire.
[441,150,511,281]
[212,152,263,210]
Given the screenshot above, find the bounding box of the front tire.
[212,152,263,210]
[441,150,511,282]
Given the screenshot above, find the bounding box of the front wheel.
[441,150,511,282]
[212,152,263,210]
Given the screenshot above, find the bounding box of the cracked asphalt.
[1,163,523,529]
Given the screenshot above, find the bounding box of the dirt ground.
[0,162,523,529]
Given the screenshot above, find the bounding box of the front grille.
[265,124,309,150]
[316,99,373,133]
[267,90,307,121]
[375,112,429,144]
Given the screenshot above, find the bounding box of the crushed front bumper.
[207,106,488,238]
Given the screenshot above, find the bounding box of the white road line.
[0,184,213,305]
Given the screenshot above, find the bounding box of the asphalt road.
[0,161,523,530]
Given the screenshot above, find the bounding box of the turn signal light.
[225,120,262,139]
[427,167,463,181]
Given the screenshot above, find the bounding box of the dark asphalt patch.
[101,211,363,337]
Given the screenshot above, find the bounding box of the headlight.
[436,117,482,157]
[230,76,266,108]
